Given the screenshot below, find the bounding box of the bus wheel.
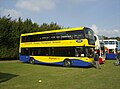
[29,58,35,64]
[63,59,71,67]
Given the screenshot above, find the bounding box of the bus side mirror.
[94,36,97,41]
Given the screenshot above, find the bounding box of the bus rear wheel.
[63,59,71,67]
[29,58,35,64]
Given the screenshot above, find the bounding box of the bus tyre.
[63,60,71,67]
[29,58,35,64]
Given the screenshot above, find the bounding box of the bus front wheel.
[63,59,71,67]
[29,58,35,64]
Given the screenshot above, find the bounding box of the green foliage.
[0,16,61,59]
[109,37,120,41]
[102,35,120,41]
[40,22,61,31]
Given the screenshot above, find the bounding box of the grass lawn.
[0,60,120,89]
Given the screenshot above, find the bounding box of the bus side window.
[21,48,29,55]
[22,36,28,42]
[75,47,84,57]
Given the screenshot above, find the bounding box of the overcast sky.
[0,0,120,37]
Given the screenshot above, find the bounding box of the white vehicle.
[117,41,120,51]
[103,39,118,53]
[103,39,118,59]
[94,34,105,63]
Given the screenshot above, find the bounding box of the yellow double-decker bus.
[19,27,95,67]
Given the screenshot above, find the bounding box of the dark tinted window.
[21,30,85,42]
[21,47,75,57]
[85,28,95,45]
[20,46,94,58]
[85,47,94,58]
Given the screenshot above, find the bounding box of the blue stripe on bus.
[54,60,92,67]
[19,54,30,62]
[19,55,92,67]
[71,59,93,67]
[106,53,116,60]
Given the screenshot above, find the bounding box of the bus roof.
[103,39,118,41]
[21,27,85,36]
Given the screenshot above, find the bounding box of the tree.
[39,22,61,31]
[0,16,61,59]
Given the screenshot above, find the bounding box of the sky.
[0,0,120,37]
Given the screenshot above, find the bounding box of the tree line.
[0,16,61,59]
[0,15,120,59]
[103,36,120,41]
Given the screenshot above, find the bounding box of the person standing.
[115,50,120,65]
[94,51,101,69]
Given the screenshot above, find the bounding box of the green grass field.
[0,60,120,89]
